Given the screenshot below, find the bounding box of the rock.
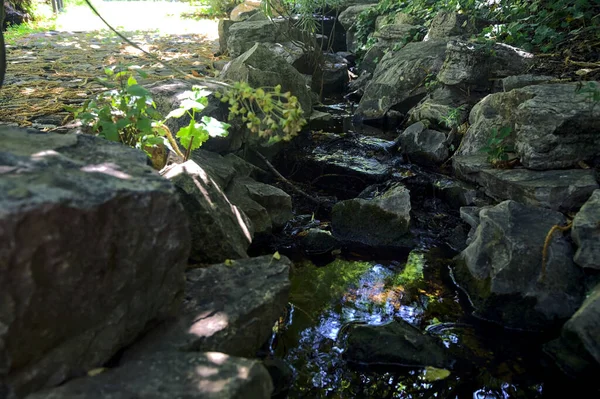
[338,4,377,53]
[227,19,298,58]
[545,283,600,376]
[226,177,293,234]
[345,321,452,369]
[457,82,600,170]
[425,11,481,40]
[399,121,450,165]
[3,2,30,30]
[162,161,253,263]
[312,59,349,98]
[25,352,273,399]
[121,255,291,360]
[0,127,190,396]
[453,155,598,212]
[332,184,413,249]
[190,150,261,190]
[300,228,341,256]
[221,43,312,116]
[270,41,320,75]
[572,190,600,269]
[355,40,448,120]
[501,74,555,91]
[431,176,481,208]
[438,40,534,91]
[218,19,237,54]
[453,200,585,330]
[230,0,262,21]
[407,86,473,130]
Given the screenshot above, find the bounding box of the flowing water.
[268,248,593,398]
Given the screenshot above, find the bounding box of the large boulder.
[355,40,448,120]
[0,127,190,396]
[226,19,294,57]
[454,200,585,330]
[26,352,273,399]
[332,184,413,249]
[425,11,483,40]
[407,85,473,130]
[437,40,534,91]
[572,189,600,270]
[221,43,312,116]
[121,255,291,360]
[457,82,600,170]
[338,4,376,53]
[398,121,450,166]
[345,321,452,369]
[545,282,600,376]
[453,155,598,212]
[162,161,253,263]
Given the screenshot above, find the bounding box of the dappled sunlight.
[188,310,229,338]
[231,204,253,244]
[205,352,229,365]
[81,163,132,179]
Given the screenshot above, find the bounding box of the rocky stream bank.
[1,1,600,398]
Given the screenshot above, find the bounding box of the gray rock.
[438,40,534,91]
[399,121,450,165]
[270,41,319,75]
[121,255,290,361]
[345,321,452,369]
[458,82,600,170]
[312,60,349,97]
[332,184,413,248]
[227,19,293,57]
[163,161,253,263]
[431,176,480,208]
[359,42,388,75]
[190,150,260,190]
[502,74,555,92]
[300,228,341,256]
[454,200,585,330]
[453,155,598,212]
[338,4,377,53]
[221,43,312,116]
[355,40,448,120]
[0,127,190,396]
[545,282,600,375]
[572,190,600,269]
[218,19,237,54]
[407,85,473,130]
[230,1,261,21]
[25,352,273,399]
[425,11,481,40]
[226,177,292,234]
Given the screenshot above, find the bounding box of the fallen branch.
[252,149,324,205]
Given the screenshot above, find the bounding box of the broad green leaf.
[136,117,152,132]
[423,366,451,382]
[127,75,137,86]
[177,120,209,152]
[179,99,206,112]
[126,84,150,97]
[115,118,130,130]
[143,136,164,146]
[100,122,119,142]
[165,107,187,119]
[201,116,230,137]
[104,67,114,76]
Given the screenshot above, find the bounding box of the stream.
[258,102,598,398]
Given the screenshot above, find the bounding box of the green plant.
[576,81,600,106]
[480,126,514,166]
[441,105,464,129]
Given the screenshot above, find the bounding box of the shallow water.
[269,248,591,398]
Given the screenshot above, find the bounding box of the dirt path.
[0,3,225,129]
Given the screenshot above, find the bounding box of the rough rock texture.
[226,19,294,57]
[425,11,481,40]
[121,255,291,361]
[572,189,600,269]
[545,283,600,376]
[360,24,425,75]
[345,321,452,369]
[454,200,585,330]
[501,74,555,92]
[453,155,598,212]
[338,4,376,53]
[25,352,273,399]
[399,121,449,165]
[355,40,448,120]
[300,228,341,256]
[0,127,190,396]
[218,19,237,54]
[437,40,533,91]
[332,184,413,249]
[270,41,319,75]
[163,161,253,263]
[407,85,472,130]
[226,177,293,234]
[457,82,600,170]
[221,43,312,115]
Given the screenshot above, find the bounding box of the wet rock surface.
[454,200,585,330]
[572,189,600,270]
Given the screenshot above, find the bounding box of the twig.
[252,149,324,205]
[539,222,572,282]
